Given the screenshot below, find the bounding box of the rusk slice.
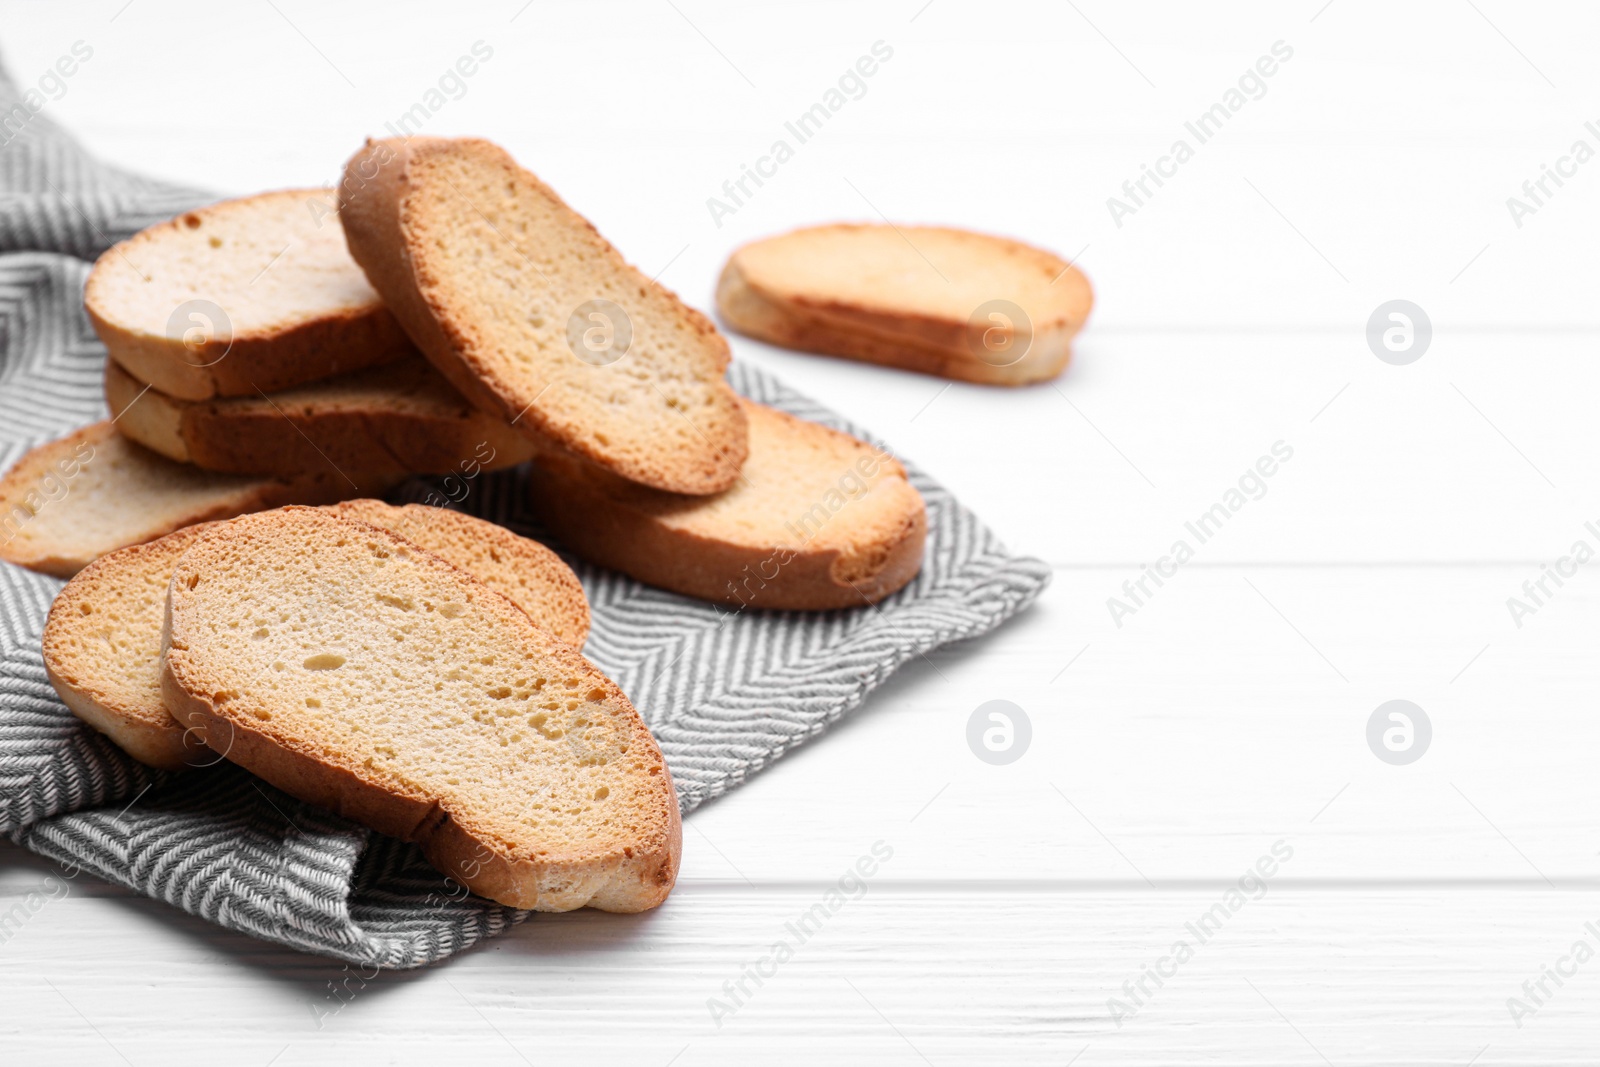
[106,357,534,478]
[0,422,395,578]
[160,508,679,911]
[529,401,926,610]
[44,501,590,770]
[716,224,1094,386]
[328,500,590,649]
[339,137,748,494]
[85,189,414,400]
[43,522,219,768]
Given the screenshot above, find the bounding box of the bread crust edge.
[528,431,927,612]
[339,137,746,495]
[83,189,413,401]
[160,510,680,913]
[717,255,1082,387]
[0,423,404,577]
[105,358,536,478]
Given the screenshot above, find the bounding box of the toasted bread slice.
[106,357,534,478]
[529,401,925,610]
[85,189,414,400]
[716,224,1093,386]
[43,522,219,768]
[43,502,589,771]
[328,500,590,649]
[339,137,748,494]
[0,423,395,578]
[160,508,679,911]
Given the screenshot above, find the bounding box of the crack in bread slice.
[160,507,677,911]
[43,501,590,771]
[106,356,534,478]
[339,137,748,495]
[85,189,415,400]
[0,422,397,577]
[717,224,1094,386]
[529,401,926,610]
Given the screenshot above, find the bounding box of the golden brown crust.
[716,223,1092,387]
[0,423,105,576]
[339,137,747,495]
[41,523,219,770]
[337,142,500,426]
[160,508,679,911]
[83,189,414,401]
[105,358,534,478]
[529,402,926,611]
[43,503,591,772]
[0,422,399,577]
[165,676,680,911]
[50,675,192,769]
[719,262,1072,386]
[328,499,591,649]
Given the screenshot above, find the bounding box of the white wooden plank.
[749,330,1600,566]
[671,563,1600,884]
[3,1,1599,1062]
[9,0,1600,332]
[1,849,1594,1065]
[13,6,1600,563]
[15,564,1599,891]
[4,559,1599,930]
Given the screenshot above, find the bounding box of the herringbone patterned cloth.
[0,65,1050,966]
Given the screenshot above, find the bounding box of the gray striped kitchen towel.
[0,63,1051,967]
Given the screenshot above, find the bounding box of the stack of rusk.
[0,137,933,916]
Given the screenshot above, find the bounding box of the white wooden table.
[4,1,1598,1061]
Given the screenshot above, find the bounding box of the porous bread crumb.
[339,137,747,494]
[330,499,589,648]
[85,189,414,399]
[160,507,676,912]
[42,501,591,770]
[41,523,217,768]
[0,423,395,577]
